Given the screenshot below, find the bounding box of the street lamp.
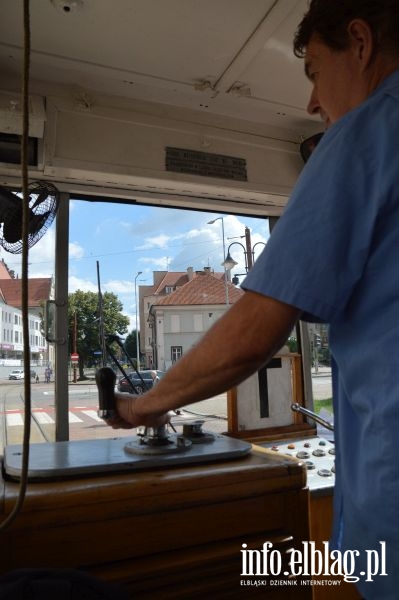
[207,216,229,305]
[135,271,142,368]
[222,226,266,284]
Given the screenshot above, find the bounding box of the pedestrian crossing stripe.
[34,412,55,424]
[80,410,102,422]
[68,412,83,423]
[6,413,24,426]
[4,408,101,426]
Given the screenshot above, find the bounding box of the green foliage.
[68,290,129,372]
[287,336,298,353]
[124,330,139,360]
[314,398,333,415]
[317,347,331,366]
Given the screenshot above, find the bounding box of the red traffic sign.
[71,353,79,363]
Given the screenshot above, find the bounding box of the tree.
[124,329,139,364]
[68,290,129,379]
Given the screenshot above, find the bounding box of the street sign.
[71,353,79,363]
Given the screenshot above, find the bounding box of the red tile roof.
[150,269,226,296]
[0,278,52,308]
[0,260,12,279]
[154,272,243,306]
[153,272,188,293]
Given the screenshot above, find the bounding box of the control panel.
[3,420,252,481]
[259,436,335,492]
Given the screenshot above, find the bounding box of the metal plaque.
[165,147,247,181]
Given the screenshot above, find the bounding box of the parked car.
[117,370,164,393]
[8,369,24,380]
[7,369,37,380]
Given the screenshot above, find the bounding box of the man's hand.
[105,392,170,429]
[96,366,169,429]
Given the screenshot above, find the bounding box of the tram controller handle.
[96,367,117,420]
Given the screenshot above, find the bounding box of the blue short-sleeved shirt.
[242,69,399,599]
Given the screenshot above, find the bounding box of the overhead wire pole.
[245,226,253,270]
[96,261,107,367]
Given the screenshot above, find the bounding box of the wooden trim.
[227,387,238,433]
[1,450,311,599]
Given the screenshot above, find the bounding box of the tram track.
[1,384,52,446]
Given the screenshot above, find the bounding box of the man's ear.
[347,19,374,70]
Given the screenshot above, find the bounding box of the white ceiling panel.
[0,0,320,134]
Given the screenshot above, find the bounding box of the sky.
[1,199,270,332]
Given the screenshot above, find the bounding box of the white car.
[8,369,24,380]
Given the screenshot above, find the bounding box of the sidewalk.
[311,366,331,377]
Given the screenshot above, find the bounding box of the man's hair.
[293,0,399,58]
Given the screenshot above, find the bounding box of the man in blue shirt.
[98,1,399,597]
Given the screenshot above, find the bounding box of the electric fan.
[0,181,60,254]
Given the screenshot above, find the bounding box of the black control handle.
[96,367,117,420]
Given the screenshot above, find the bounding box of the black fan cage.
[0,181,60,254]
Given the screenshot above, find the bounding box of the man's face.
[305,35,362,127]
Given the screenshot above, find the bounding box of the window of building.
[171,346,183,363]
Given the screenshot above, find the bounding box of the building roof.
[149,267,225,297]
[0,259,13,279]
[0,277,52,308]
[153,271,188,294]
[153,272,243,307]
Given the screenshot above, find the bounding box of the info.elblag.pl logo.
[240,541,387,584]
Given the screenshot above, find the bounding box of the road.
[312,375,333,401]
[1,371,332,446]
[0,380,230,445]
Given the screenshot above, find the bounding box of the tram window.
[0,196,335,451]
[308,324,332,420]
[290,323,333,437]
[0,206,56,451]
[65,201,271,442]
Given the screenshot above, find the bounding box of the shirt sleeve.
[242,103,381,323]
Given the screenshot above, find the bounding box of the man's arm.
[109,290,301,428]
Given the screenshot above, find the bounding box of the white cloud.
[139,256,169,270]
[135,233,171,250]
[69,241,85,259]
[102,279,133,294]
[1,226,56,279]
[68,275,98,293]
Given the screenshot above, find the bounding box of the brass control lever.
[96,366,117,420]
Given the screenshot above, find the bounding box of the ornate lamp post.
[223,226,266,284]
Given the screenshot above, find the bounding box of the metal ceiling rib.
[212,0,300,93]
